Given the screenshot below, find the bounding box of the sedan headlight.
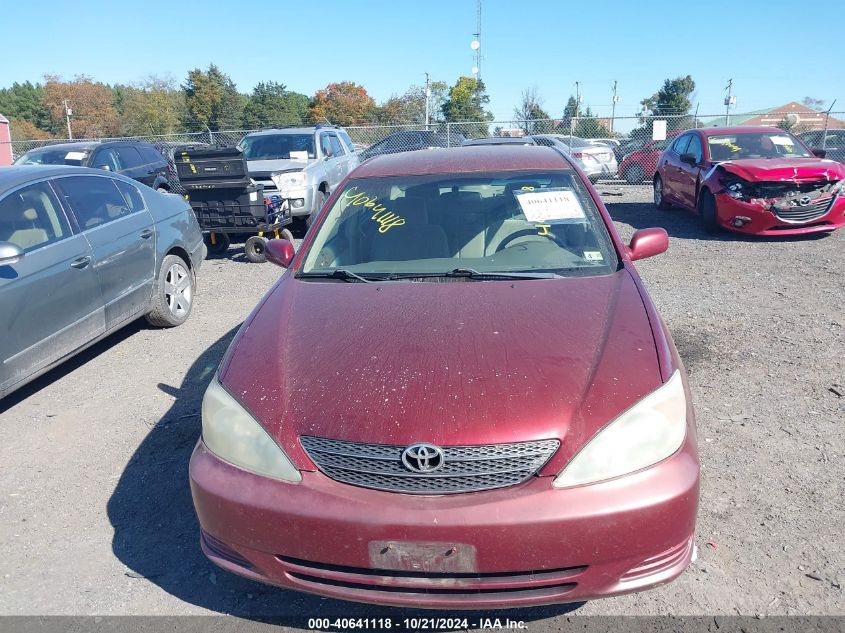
[272,170,307,191]
[553,371,687,488]
[201,377,302,482]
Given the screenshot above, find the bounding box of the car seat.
[8,206,48,251]
[369,196,450,262]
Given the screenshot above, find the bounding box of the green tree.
[442,77,492,137]
[120,76,185,135]
[0,82,52,133]
[801,96,825,111]
[182,64,243,131]
[376,85,427,124]
[242,82,309,128]
[558,95,579,132]
[513,87,550,134]
[308,81,377,125]
[639,75,696,133]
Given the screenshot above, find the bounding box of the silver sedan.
[0,165,205,400]
[531,135,619,182]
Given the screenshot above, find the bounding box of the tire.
[698,189,720,233]
[279,228,295,242]
[307,190,327,228]
[624,164,645,184]
[654,175,671,210]
[146,255,194,327]
[203,232,230,256]
[244,235,269,263]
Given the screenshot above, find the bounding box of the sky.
[1,0,844,130]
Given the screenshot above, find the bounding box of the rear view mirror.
[265,239,295,268]
[812,149,826,159]
[627,228,668,261]
[680,152,697,165]
[0,241,25,266]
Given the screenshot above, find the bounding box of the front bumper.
[189,438,699,609]
[715,192,845,236]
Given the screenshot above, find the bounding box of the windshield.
[299,171,619,279]
[707,132,813,160]
[239,133,316,160]
[16,147,91,166]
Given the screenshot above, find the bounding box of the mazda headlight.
[271,170,307,191]
[201,377,301,482]
[553,371,687,488]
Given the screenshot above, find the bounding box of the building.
[704,102,845,130]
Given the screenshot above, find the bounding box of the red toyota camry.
[190,146,700,609]
[654,126,845,235]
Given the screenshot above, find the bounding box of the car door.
[659,134,690,205]
[319,133,344,191]
[675,133,705,209]
[90,147,122,174]
[115,145,152,186]
[138,145,169,188]
[54,174,156,330]
[0,180,105,395]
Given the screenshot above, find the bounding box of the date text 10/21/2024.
[307,618,528,630]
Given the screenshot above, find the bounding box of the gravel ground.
[0,186,843,623]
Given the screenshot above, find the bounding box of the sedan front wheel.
[146,254,194,327]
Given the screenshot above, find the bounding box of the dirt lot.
[0,185,843,623]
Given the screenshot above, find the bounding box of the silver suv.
[238,125,359,223]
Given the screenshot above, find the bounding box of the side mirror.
[627,228,668,261]
[680,152,698,166]
[0,241,24,266]
[265,239,295,268]
[96,164,112,171]
[812,148,826,159]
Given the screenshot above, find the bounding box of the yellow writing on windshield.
[344,187,406,233]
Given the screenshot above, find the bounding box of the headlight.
[553,370,687,488]
[201,377,302,482]
[272,170,307,191]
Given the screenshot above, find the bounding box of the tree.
[242,82,309,128]
[8,118,52,141]
[308,81,377,126]
[513,87,550,134]
[0,82,51,133]
[376,85,427,124]
[43,74,120,138]
[120,76,185,135]
[428,81,449,123]
[640,75,696,117]
[558,95,578,132]
[441,77,492,137]
[802,96,825,112]
[182,64,243,131]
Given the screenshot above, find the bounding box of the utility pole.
[574,81,581,119]
[424,72,431,128]
[64,100,73,139]
[724,79,735,126]
[610,80,619,134]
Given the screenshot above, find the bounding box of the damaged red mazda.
[189,146,700,609]
[654,126,845,235]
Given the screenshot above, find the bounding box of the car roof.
[696,126,796,136]
[353,146,572,177]
[462,137,536,146]
[23,141,102,153]
[243,127,320,137]
[0,165,111,189]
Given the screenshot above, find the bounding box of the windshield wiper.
[297,269,377,283]
[390,268,562,281]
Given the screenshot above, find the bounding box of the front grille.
[278,554,584,597]
[300,436,559,494]
[773,196,835,223]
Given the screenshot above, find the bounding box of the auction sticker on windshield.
[513,188,586,223]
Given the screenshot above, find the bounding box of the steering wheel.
[495,228,559,252]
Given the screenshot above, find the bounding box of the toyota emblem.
[401,443,446,473]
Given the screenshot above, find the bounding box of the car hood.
[246,158,311,174]
[219,269,663,473]
[714,158,845,182]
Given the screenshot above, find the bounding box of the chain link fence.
[5,112,844,184]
